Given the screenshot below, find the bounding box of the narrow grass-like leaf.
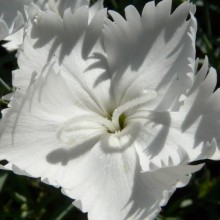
[0,173,8,192]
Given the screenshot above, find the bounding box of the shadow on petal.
[46,135,100,165]
[85,52,111,88]
[100,122,142,153]
[31,7,88,64]
[124,164,162,220]
[145,112,171,158]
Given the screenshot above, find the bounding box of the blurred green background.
[1,0,220,219]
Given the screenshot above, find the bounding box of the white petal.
[48,0,89,17]
[13,6,107,90]
[134,113,216,171]
[104,0,196,110]
[33,0,49,10]
[0,1,43,51]
[132,58,218,170]
[179,60,220,160]
[88,0,104,22]
[13,6,110,114]
[0,19,9,39]
[0,93,63,186]
[0,69,105,186]
[0,0,90,50]
[57,142,202,220]
[2,29,24,51]
[0,0,31,40]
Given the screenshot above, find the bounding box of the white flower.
[0,0,102,51]
[0,0,220,219]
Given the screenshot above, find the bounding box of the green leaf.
[0,172,8,192]
[52,203,74,220]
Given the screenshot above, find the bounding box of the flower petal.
[88,0,104,22]
[48,0,89,17]
[132,57,218,171]
[0,0,31,40]
[0,0,91,51]
[0,2,41,51]
[58,142,202,220]
[13,6,110,114]
[178,58,220,160]
[13,6,107,90]
[0,68,105,186]
[104,0,196,110]
[2,29,24,51]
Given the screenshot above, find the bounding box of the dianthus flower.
[0,0,220,219]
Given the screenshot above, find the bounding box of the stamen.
[56,90,157,142]
[111,90,157,130]
[56,114,116,143]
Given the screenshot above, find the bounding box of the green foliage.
[158,161,220,220]
[0,171,86,220]
[1,0,220,219]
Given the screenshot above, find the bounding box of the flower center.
[56,90,157,146]
[107,112,127,133]
[108,89,157,132]
[119,113,126,130]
